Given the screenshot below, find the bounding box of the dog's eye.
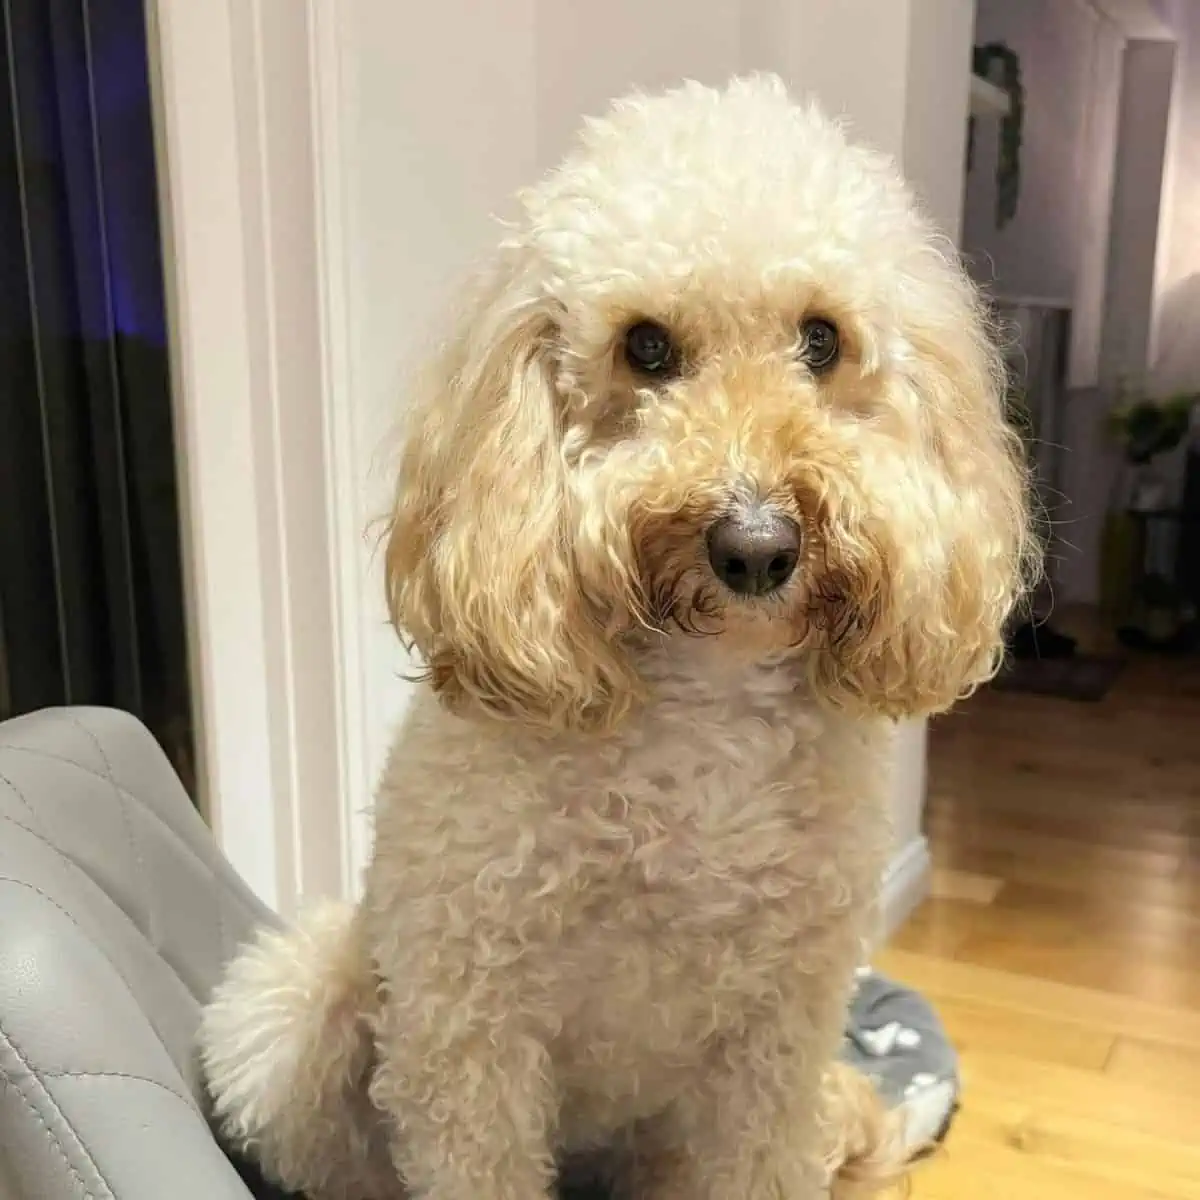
[624,320,677,376]
[798,317,841,374]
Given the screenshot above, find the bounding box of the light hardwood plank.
[876,948,1200,1052]
[885,617,1200,1198]
[931,994,1114,1072]
[1106,1036,1200,1103]
[929,866,1005,905]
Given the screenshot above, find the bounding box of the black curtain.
[0,0,194,795]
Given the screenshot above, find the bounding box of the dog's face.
[384,77,1034,729]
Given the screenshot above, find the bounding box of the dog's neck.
[405,635,893,849]
[504,633,892,834]
[630,632,809,713]
[419,635,887,797]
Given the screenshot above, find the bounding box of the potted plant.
[1100,389,1200,647]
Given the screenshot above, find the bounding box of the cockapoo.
[201,75,1031,1200]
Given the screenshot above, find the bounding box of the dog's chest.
[540,689,882,1136]
[541,676,874,1030]
[376,667,891,1141]
[546,666,839,894]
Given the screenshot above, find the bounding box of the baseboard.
[877,834,932,944]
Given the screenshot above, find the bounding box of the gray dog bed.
[841,966,960,1152]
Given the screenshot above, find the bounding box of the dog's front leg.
[369,967,558,1200]
[638,1010,837,1200]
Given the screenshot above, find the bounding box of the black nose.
[706,509,803,596]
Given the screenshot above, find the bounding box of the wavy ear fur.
[382,257,636,730]
[819,264,1036,719]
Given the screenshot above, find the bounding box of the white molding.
[149,0,359,914]
[307,0,377,892]
[149,0,286,908]
[878,835,932,944]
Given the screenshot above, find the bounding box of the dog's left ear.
[823,264,1036,718]
[381,254,637,730]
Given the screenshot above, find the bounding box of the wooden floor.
[881,638,1200,1199]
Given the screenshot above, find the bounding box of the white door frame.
[147,0,368,913]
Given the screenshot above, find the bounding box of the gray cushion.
[0,706,276,1199]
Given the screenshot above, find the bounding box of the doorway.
[0,0,194,794]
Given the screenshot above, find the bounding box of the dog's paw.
[821,1062,910,1198]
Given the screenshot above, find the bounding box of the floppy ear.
[822,266,1037,718]
[382,257,637,729]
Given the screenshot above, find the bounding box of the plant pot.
[1099,510,1138,627]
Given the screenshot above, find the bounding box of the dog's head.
[383,76,1035,729]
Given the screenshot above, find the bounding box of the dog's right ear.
[382,254,637,730]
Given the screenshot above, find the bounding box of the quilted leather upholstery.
[0,706,283,1199]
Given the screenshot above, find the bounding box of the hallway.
[887,651,1200,1199]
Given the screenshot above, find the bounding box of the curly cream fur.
[201,75,1031,1200]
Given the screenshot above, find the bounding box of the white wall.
[1102,40,1178,386]
[1072,20,1127,390]
[1057,37,1178,605]
[1153,0,1200,392]
[741,0,911,155]
[339,2,540,789]
[536,3,744,168]
[903,0,975,238]
[964,0,1125,386]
